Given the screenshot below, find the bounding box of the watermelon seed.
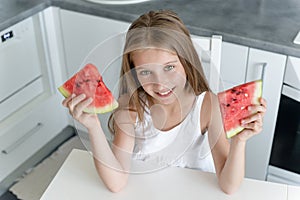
[226,104,230,107]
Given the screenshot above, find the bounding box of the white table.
[41,149,299,200]
[288,185,300,200]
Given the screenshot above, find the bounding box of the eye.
[139,70,151,76]
[164,65,175,71]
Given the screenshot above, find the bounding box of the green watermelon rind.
[58,86,71,98]
[220,80,263,139]
[84,100,119,114]
[226,126,245,139]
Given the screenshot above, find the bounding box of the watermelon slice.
[58,63,118,114]
[217,80,262,138]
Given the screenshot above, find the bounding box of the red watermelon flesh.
[58,63,118,114]
[217,80,262,138]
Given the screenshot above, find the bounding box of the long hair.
[108,10,210,134]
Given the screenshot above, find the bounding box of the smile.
[156,87,175,97]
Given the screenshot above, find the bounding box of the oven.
[267,56,300,186]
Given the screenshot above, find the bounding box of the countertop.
[1,0,300,57]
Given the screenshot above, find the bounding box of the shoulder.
[112,94,137,152]
[112,94,137,143]
[201,91,220,129]
[114,94,137,125]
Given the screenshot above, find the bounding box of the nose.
[152,73,164,84]
[151,73,170,90]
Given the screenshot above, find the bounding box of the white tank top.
[132,92,216,173]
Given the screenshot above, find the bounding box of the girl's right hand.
[62,94,100,130]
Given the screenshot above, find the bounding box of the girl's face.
[131,49,187,105]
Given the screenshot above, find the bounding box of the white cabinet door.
[60,10,130,77]
[221,42,249,89]
[245,48,286,180]
[220,42,249,90]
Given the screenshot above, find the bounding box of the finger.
[67,94,86,111]
[62,94,75,107]
[260,98,267,107]
[241,112,263,125]
[248,104,267,114]
[73,97,93,118]
[242,121,262,133]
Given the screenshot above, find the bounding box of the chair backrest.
[192,35,222,93]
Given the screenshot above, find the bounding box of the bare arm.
[202,92,267,194]
[63,94,136,192]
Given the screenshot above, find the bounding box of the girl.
[63,10,267,194]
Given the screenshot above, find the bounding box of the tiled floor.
[5,135,85,200]
[0,127,76,200]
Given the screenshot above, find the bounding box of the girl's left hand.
[234,98,267,142]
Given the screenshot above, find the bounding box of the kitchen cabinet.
[0,7,69,194]
[245,48,287,180]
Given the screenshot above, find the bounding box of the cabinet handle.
[2,122,43,154]
[259,63,267,94]
[259,63,267,82]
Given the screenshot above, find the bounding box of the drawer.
[0,77,44,122]
[284,56,300,90]
[0,94,68,182]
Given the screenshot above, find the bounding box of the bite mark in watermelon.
[217,80,262,138]
[58,63,118,114]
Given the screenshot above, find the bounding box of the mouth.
[155,87,175,97]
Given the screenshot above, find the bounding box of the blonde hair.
[109,10,210,133]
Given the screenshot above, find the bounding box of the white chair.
[192,35,222,93]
